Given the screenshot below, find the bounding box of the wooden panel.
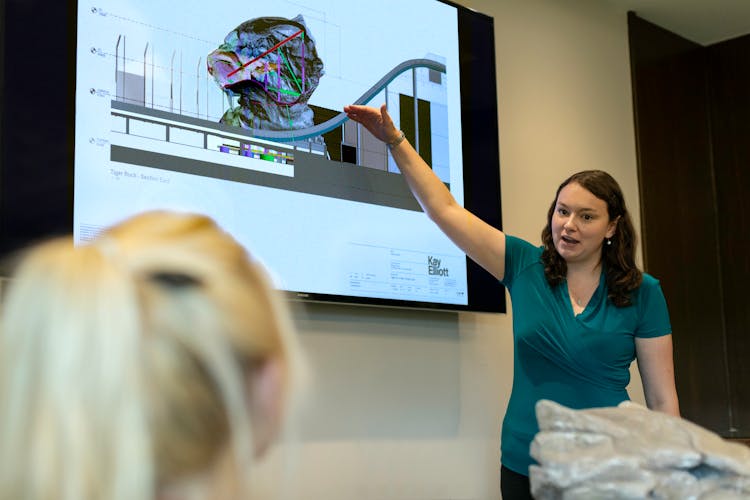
[707,34,750,437]
[628,13,731,433]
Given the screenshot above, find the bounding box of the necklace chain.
[570,280,597,307]
[569,270,600,309]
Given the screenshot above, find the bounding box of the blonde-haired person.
[0,210,304,500]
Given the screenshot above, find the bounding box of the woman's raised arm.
[344,104,506,281]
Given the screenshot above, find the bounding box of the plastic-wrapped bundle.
[531,400,750,499]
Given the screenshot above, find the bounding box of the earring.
[606,238,612,246]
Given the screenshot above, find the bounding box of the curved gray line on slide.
[249,58,447,142]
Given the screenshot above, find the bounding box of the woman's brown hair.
[540,170,642,307]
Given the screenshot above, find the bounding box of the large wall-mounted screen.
[1,0,504,312]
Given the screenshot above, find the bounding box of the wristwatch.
[386,130,406,150]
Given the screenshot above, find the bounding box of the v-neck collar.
[563,271,606,319]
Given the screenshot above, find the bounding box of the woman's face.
[551,182,617,266]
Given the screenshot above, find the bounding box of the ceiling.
[608,0,750,45]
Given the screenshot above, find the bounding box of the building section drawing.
[79,1,468,306]
[98,8,450,210]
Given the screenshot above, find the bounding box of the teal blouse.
[500,235,672,475]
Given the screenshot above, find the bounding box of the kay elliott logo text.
[428,256,450,277]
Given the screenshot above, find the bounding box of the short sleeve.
[502,235,543,287]
[635,274,672,338]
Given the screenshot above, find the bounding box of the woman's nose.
[563,216,576,229]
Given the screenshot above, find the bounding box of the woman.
[344,104,679,499]
[0,211,303,500]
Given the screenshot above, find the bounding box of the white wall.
[255,0,644,498]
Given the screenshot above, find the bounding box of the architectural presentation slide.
[75,0,468,305]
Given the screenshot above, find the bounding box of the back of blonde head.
[0,211,299,500]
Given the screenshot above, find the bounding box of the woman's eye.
[557,208,568,216]
[582,214,593,221]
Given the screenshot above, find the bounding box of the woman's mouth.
[561,235,579,245]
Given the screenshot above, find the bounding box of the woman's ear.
[247,357,286,458]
